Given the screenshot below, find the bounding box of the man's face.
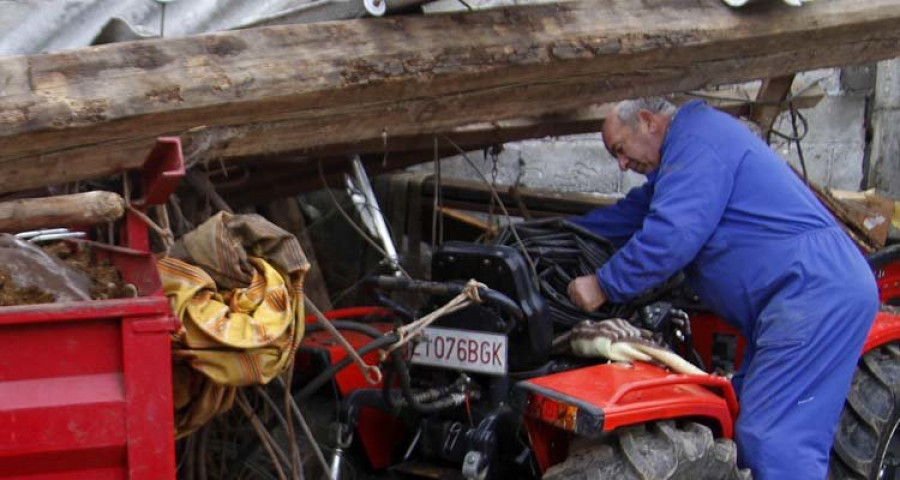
[602,110,664,175]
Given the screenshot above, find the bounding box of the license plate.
[410,327,508,375]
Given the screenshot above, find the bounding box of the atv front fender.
[863,310,900,354]
[519,362,738,472]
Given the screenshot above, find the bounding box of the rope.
[125,205,175,250]
[122,172,175,251]
[382,279,486,358]
[305,298,384,385]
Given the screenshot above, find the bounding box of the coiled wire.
[493,217,632,326]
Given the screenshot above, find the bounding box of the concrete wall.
[869,59,900,197]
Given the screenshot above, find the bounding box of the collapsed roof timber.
[0,0,898,197]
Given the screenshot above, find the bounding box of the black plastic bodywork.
[430,241,552,372]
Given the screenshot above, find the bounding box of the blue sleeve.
[569,180,653,249]
[597,139,735,303]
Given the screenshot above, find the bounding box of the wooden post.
[265,198,334,311]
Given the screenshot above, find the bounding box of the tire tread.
[830,343,900,479]
[544,421,750,480]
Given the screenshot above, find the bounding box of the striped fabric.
[159,212,309,437]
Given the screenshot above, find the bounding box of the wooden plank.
[264,198,334,310]
[420,177,618,217]
[788,166,880,252]
[831,189,895,247]
[437,206,496,234]
[1,0,898,194]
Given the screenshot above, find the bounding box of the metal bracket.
[137,137,185,207]
[462,451,488,480]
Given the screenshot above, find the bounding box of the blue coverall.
[571,100,878,479]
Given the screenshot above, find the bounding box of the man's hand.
[567,275,608,312]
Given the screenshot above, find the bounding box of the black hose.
[304,320,387,339]
[302,319,461,414]
[296,333,398,402]
[493,218,624,326]
[493,218,695,324]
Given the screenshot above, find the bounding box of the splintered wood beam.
[1,0,898,194]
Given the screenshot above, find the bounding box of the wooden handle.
[0,191,125,233]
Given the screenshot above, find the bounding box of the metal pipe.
[350,156,401,275]
[28,231,87,243]
[364,0,431,16]
[236,0,435,29]
[15,228,70,239]
[329,448,344,480]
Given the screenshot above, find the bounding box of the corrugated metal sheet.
[0,0,411,56]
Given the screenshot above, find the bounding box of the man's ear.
[638,110,655,133]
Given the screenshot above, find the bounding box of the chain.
[487,148,500,228]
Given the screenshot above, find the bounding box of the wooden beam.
[224,85,825,164]
[750,75,796,135]
[1,0,898,194]
[213,87,825,207]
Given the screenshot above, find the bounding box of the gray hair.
[616,97,677,127]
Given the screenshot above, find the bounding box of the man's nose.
[617,156,629,172]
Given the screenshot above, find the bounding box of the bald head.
[601,98,675,175]
[615,98,677,127]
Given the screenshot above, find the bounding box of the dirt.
[0,269,55,306]
[0,242,129,306]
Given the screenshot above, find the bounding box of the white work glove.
[569,318,707,376]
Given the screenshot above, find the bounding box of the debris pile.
[0,236,127,306]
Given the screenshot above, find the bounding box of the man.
[567,97,878,479]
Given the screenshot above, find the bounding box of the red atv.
[296,224,900,480]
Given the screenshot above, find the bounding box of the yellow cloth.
[159,212,309,437]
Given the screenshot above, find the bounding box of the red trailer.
[0,139,183,480]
